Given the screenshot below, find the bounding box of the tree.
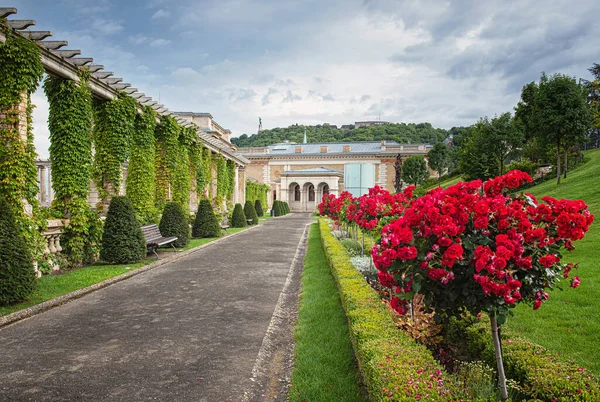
[192,198,221,238]
[0,197,36,305]
[159,202,190,248]
[100,196,146,264]
[244,201,259,225]
[401,155,429,186]
[427,142,450,184]
[254,199,264,217]
[515,81,539,141]
[532,73,594,184]
[231,203,247,227]
[394,154,403,192]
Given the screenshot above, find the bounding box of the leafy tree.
[231,203,247,227]
[401,155,429,186]
[458,128,495,181]
[0,197,36,305]
[394,154,403,192]
[427,142,451,184]
[532,73,594,184]
[159,202,190,248]
[244,201,259,225]
[515,81,539,141]
[585,63,600,132]
[100,196,145,264]
[192,198,221,238]
[254,199,264,217]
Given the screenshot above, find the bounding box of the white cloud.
[152,9,170,19]
[149,38,171,47]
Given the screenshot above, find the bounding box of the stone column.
[48,167,54,204]
[234,165,240,204]
[39,166,47,205]
[238,166,246,205]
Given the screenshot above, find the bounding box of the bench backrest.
[141,224,162,242]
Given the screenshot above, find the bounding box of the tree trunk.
[564,147,568,179]
[491,315,509,401]
[556,139,561,185]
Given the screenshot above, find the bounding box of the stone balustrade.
[36,219,66,277]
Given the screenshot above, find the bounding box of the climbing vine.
[44,71,101,266]
[187,126,204,204]
[227,159,236,200]
[246,180,269,209]
[92,92,137,204]
[215,153,228,202]
[0,26,47,267]
[202,147,213,199]
[126,105,157,224]
[172,126,192,214]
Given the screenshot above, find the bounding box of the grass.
[290,223,366,402]
[507,148,600,375]
[1,224,254,317]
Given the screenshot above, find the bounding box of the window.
[322,184,329,195]
[294,184,301,201]
[308,184,315,201]
[344,164,375,196]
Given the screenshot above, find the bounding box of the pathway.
[0,214,313,402]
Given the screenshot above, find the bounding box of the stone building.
[239,141,433,212]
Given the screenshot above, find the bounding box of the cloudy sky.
[8,0,600,157]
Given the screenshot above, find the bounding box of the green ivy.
[0,27,48,268]
[227,159,236,200]
[246,180,270,209]
[126,106,158,224]
[215,153,228,200]
[172,127,191,214]
[202,147,213,199]
[44,71,100,266]
[92,92,137,203]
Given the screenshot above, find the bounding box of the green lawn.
[290,223,366,402]
[507,148,600,375]
[1,224,254,317]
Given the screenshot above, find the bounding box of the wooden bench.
[141,224,178,259]
[220,217,230,233]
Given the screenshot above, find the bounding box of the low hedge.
[447,318,600,401]
[318,219,457,401]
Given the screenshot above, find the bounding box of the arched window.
[294,184,301,201]
[308,184,315,201]
[322,184,330,195]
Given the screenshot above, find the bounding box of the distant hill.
[231,122,450,148]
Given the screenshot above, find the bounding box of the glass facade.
[344,164,375,196]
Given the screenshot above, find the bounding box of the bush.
[231,203,247,227]
[283,202,289,214]
[254,199,264,217]
[159,202,190,248]
[100,196,146,264]
[273,200,283,216]
[0,197,37,306]
[192,198,221,238]
[505,159,539,177]
[318,219,456,401]
[244,201,259,225]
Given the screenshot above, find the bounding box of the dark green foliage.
[231,122,448,147]
[254,199,264,217]
[246,180,270,208]
[427,142,451,181]
[0,197,36,305]
[244,201,259,225]
[100,196,145,264]
[192,198,221,238]
[284,202,290,214]
[273,200,283,216]
[159,202,190,248]
[401,155,429,186]
[231,203,247,227]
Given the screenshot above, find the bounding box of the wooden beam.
[0,7,17,18]
[17,30,52,40]
[36,40,68,50]
[70,57,93,66]
[6,20,36,30]
[51,49,81,58]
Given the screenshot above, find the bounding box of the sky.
[7,0,600,158]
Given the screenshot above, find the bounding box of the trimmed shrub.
[0,197,36,306]
[284,202,290,214]
[254,199,264,217]
[273,200,283,216]
[244,201,259,225]
[192,198,221,238]
[100,196,145,264]
[231,203,247,227]
[159,202,190,248]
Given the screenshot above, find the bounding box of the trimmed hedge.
[0,197,36,306]
[283,201,290,214]
[447,318,600,401]
[231,203,247,227]
[273,200,283,216]
[244,201,259,225]
[254,199,264,217]
[318,219,456,401]
[192,198,221,238]
[159,202,190,248]
[100,196,145,264]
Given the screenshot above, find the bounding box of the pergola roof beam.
[122,87,138,94]
[17,30,52,40]
[92,71,113,79]
[130,93,146,99]
[137,96,151,102]
[0,7,17,18]
[51,49,81,58]
[69,57,93,66]
[36,40,68,50]
[110,83,131,90]
[6,20,36,29]
[86,64,105,73]
[101,77,123,85]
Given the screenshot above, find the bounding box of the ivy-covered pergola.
[0,8,249,270]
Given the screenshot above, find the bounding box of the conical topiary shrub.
[254,199,264,217]
[244,201,259,225]
[273,200,282,216]
[283,202,290,214]
[100,196,146,264]
[231,203,247,227]
[0,197,37,306]
[159,202,190,248]
[193,198,221,238]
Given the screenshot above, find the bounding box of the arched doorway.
[317,182,330,203]
[308,184,315,201]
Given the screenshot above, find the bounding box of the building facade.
[239,141,433,212]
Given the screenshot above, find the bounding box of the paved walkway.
[0,214,313,402]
